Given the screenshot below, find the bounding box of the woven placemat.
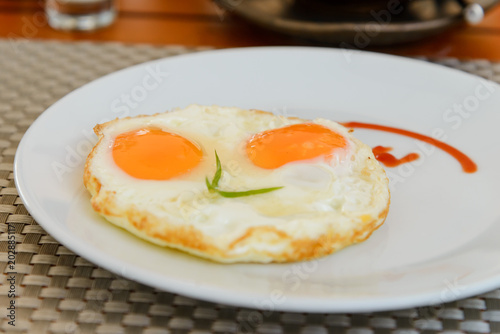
[1,39,500,334]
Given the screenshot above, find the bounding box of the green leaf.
[205,177,215,192]
[211,150,222,188]
[215,186,283,198]
[204,150,284,198]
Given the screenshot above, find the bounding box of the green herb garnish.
[215,187,284,198]
[206,151,283,198]
[211,150,222,188]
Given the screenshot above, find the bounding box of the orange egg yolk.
[112,128,202,180]
[246,123,347,169]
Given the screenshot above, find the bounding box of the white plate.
[14,47,500,313]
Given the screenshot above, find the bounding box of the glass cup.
[45,0,116,31]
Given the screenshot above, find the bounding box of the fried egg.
[84,105,390,263]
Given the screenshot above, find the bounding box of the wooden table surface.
[1,0,500,60]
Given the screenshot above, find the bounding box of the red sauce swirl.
[343,122,477,173]
[372,146,420,167]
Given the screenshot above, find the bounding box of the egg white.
[86,105,390,260]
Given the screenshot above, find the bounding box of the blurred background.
[1,0,500,59]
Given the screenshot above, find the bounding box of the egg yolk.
[112,128,202,180]
[246,123,347,169]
